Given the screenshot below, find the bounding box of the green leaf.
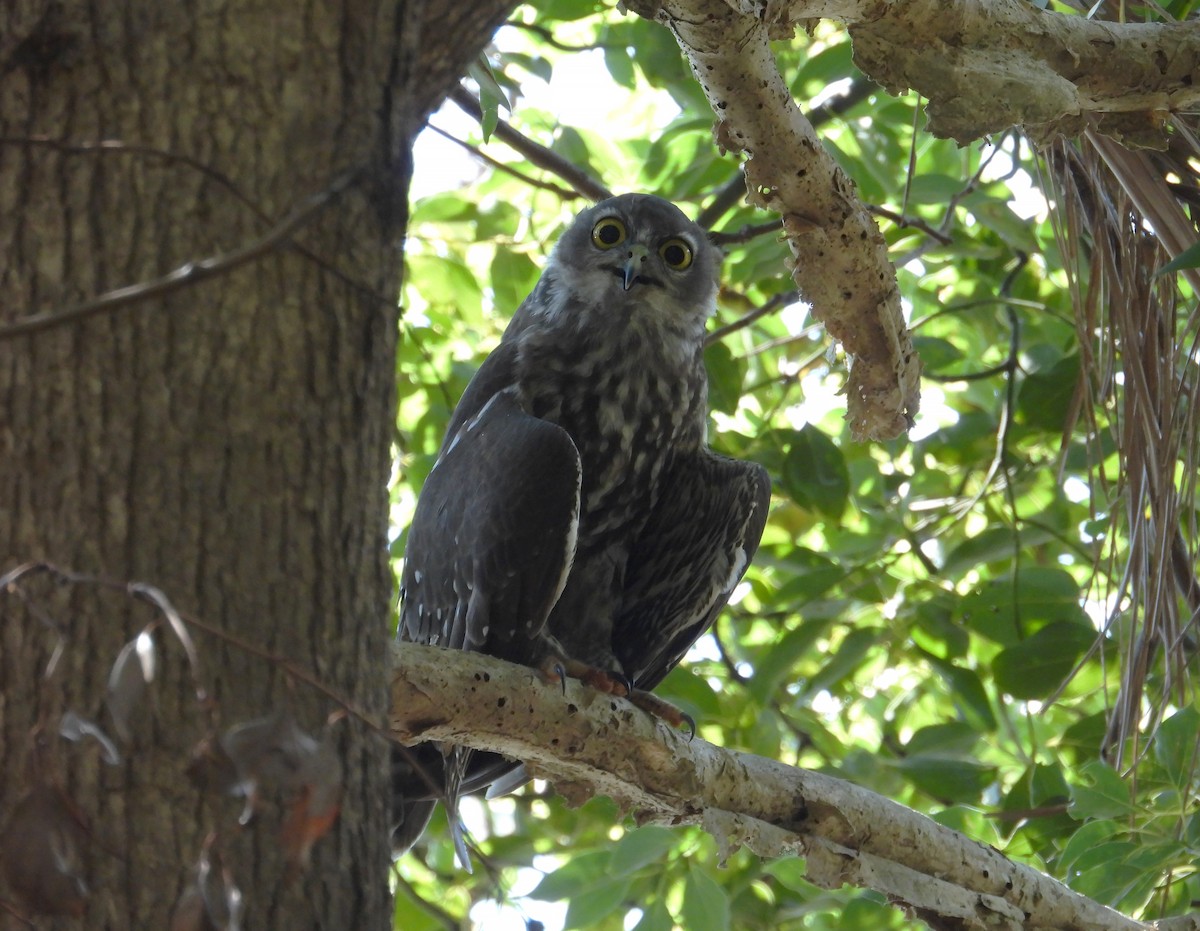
[910,595,971,660]
[1156,237,1200,276]
[941,527,1017,580]
[604,44,637,89]
[704,341,745,415]
[905,722,980,756]
[681,866,730,931]
[1058,819,1123,876]
[959,567,1087,644]
[609,826,678,875]
[910,335,964,373]
[781,425,849,520]
[633,900,675,931]
[774,549,845,604]
[761,857,812,894]
[1065,841,1140,904]
[1028,761,1071,806]
[530,850,612,900]
[1069,760,1135,820]
[887,755,996,803]
[466,58,510,141]
[906,174,969,205]
[490,249,540,315]
[968,200,1040,250]
[1015,354,1081,432]
[411,192,478,224]
[564,876,633,929]
[655,666,722,721]
[803,627,882,697]
[991,621,1097,699]
[1153,706,1200,790]
[748,617,835,704]
[392,886,445,931]
[406,254,483,320]
[929,659,997,732]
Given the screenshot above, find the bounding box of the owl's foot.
[626,689,696,739]
[536,657,694,738]
[538,656,631,697]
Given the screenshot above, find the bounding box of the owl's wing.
[614,450,771,690]
[399,384,581,661]
[396,372,582,864]
[465,453,770,809]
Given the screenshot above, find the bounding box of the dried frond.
[1041,121,1200,765]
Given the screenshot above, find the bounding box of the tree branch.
[448,85,613,203]
[751,0,1200,148]
[626,0,920,441]
[391,641,1173,931]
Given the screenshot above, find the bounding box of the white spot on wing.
[725,546,747,593]
[549,460,583,609]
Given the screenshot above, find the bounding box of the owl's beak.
[620,245,650,291]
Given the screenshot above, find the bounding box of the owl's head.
[548,194,722,327]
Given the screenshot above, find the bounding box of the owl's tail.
[392,743,525,867]
[443,744,475,872]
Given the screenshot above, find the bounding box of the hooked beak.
[620,244,650,291]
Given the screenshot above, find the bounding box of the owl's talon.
[626,688,694,734]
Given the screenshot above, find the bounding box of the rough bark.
[392,642,1199,931]
[0,0,515,927]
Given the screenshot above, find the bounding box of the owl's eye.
[591,218,627,249]
[659,238,693,270]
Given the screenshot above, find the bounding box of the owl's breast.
[520,333,706,550]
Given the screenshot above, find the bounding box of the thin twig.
[865,203,953,245]
[425,124,581,200]
[0,135,260,211]
[448,85,612,202]
[392,873,459,930]
[708,220,782,247]
[0,167,363,341]
[706,290,799,345]
[0,138,398,312]
[946,254,1027,523]
[0,562,389,742]
[503,20,617,52]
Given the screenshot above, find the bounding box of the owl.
[394,194,771,864]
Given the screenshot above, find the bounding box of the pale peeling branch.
[626,0,920,442]
[391,642,1180,931]
[738,0,1200,148]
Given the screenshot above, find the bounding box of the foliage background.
[392,2,1200,928]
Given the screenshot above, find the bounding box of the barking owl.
[394,194,771,862]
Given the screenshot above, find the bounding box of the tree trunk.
[0,1,514,927]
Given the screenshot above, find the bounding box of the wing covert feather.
[614,451,771,689]
[399,388,582,665]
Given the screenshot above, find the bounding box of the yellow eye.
[659,238,693,270]
[591,217,627,249]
